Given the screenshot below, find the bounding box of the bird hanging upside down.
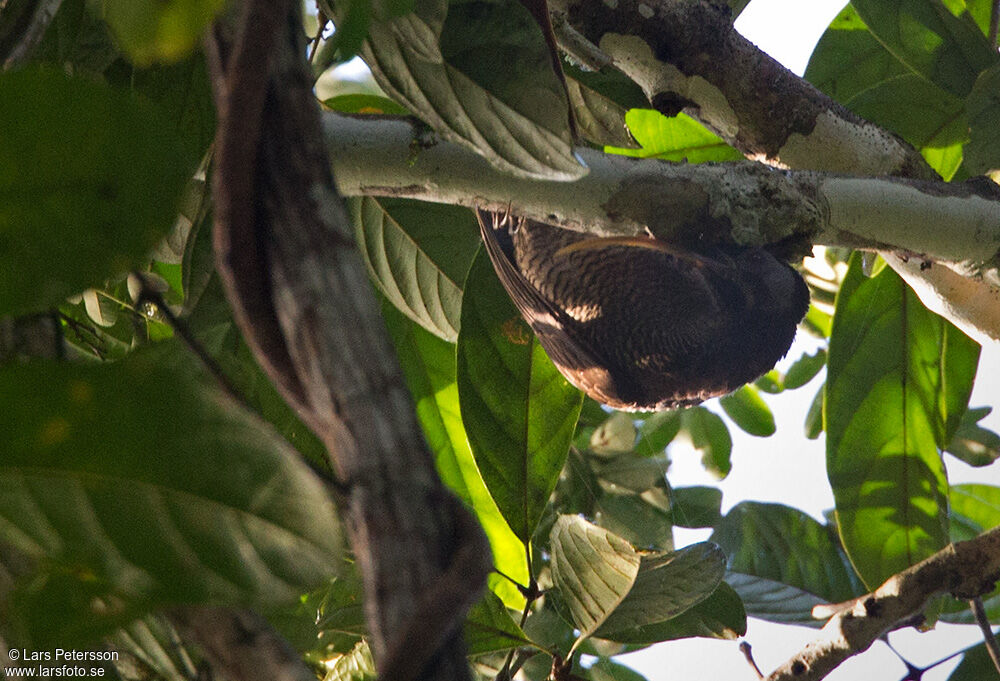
[476,209,810,411]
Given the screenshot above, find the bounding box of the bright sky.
[617,2,1000,680]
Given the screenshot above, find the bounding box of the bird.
[476,208,810,411]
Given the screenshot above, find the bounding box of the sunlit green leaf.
[826,254,978,587]
[458,251,583,541]
[606,110,742,162]
[964,62,1000,174]
[804,5,910,103]
[804,384,824,439]
[323,640,377,681]
[0,67,192,317]
[846,74,967,149]
[784,349,827,390]
[680,407,732,479]
[322,93,411,115]
[719,385,775,437]
[850,0,997,97]
[0,346,342,647]
[381,301,528,606]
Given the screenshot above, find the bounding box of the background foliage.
[1,0,999,679]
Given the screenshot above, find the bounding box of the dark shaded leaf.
[0,347,342,647]
[595,542,725,640]
[947,637,1000,680]
[668,486,722,529]
[0,67,192,317]
[846,74,967,150]
[633,410,682,457]
[596,581,745,643]
[361,0,584,179]
[464,590,532,655]
[353,197,480,341]
[564,78,635,148]
[804,383,824,439]
[723,573,826,627]
[594,493,673,550]
[458,251,583,541]
[711,502,864,609]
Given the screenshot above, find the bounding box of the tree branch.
[206,3,491,680]
[323,114,1000,264]
[548,0,935,180]
[765,525,1000,681]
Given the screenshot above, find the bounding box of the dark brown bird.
[477,209,809,411]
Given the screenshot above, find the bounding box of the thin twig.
[2,0,64,68]
[739,641,764,680]
[969,597,1000,675]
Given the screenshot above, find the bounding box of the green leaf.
[323,640,377,681]
[804,5,911,103]
[633,410,682,457]
[846,74,967,149]
[0,347,342,647]
[381,301,528,605]
[464,590,532,655]
[595,581,746,643]
[850,0,997,97]
[947,637,1000,681]
[723,573,827,626]
[0,67,192,317]
[784,349,827,390]
[548,515,641,648]
[458,251,584,541]
[946,407,1000,466]
[360,0,584,180]
[804,383,824,439]
[718,385,776,437]
[606,110,743,162]
[668,486,722,529]
[590,412,638,457]
[96,0,226,65]
[322,93,411,115]
[964,62,1000,174]
[680,407,732,479]
[711,502,864,610]
[564,77,635,148]
[586,658,649,681]
[826,254,978,587]
[594,493,673,550]
[352,197,480,341]
[184,278,331,475]
[754,370,784,394]
[593,453,669,494]
[949,483,1000,541]
[594,542,725,640]
[112,615,199,681]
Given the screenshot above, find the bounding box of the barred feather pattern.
[477,209,809,411]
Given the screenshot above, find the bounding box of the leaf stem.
[969,596,1000,675]
[990,0,999,47]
